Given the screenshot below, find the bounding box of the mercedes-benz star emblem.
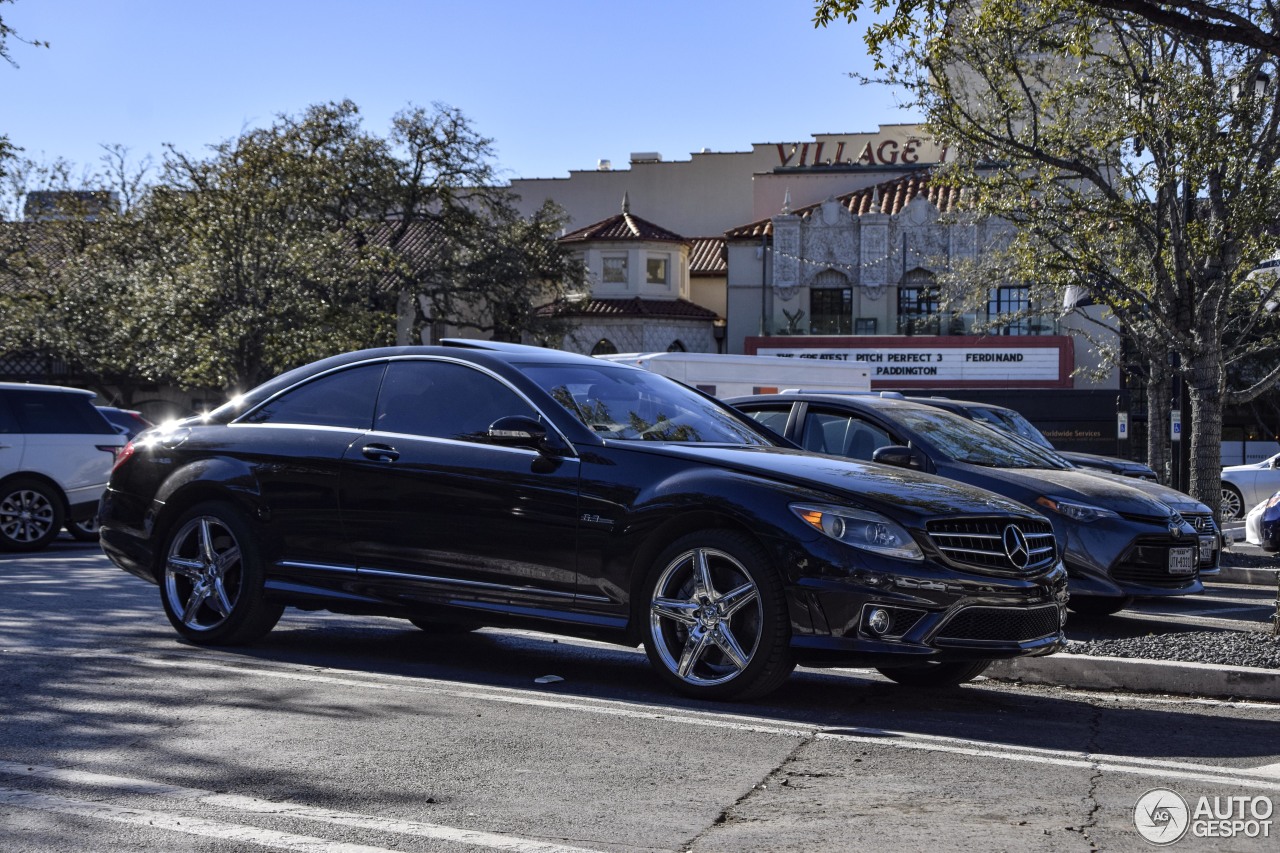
[1002,525,1031,569]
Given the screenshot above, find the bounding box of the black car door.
[341,358,582,613]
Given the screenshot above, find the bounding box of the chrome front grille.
[1182,512,1217,534]
[925,517,1057,576]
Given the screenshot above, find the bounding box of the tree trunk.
[1146,368,1171,487]
[1186,349,1225,520]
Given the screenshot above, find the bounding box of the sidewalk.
[985,537,1280,702]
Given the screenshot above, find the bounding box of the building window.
[646,256,668,285]
[810,288,852,335]
[603,256,627,284]
[854,317,878,335]
[590,338,618,356]
[988,285,1030,335]
[898,270,940,335]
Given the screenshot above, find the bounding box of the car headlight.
[790,503,923,561]
[1035,496,1120,522]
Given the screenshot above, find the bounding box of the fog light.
[867,608,891,636]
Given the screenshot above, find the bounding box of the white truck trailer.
[598,352,871,399]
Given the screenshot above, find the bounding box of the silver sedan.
[1221,452,1280,520]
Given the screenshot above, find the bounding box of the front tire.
[1220,484,1245,521]
[159,501,283,645]
[65,517,101,542]
[642,530,794,701]
[0,478,65,552]
[875,659,992,687]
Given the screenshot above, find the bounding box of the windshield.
[522,364,774,445]
[968,406,1055,449]
[894,406,1072,468]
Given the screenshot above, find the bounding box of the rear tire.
[1067,595,1133,617]
[0,478,65,552]
[642,530,794,701]
[159,501,283,645]
[875,659,992,687]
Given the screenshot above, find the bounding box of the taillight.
[110,441,136,472]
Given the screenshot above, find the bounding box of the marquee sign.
[743,336,1074,389]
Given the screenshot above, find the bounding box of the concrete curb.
[1215,564,1280,585]
[986,653,1280,702]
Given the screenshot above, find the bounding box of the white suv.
[0,383,127,551]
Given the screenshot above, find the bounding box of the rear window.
[0,389,116,435]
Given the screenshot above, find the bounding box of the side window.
[6,390,116,435]
[375,360,535,442]
[803,410,893,460]
[0,394,19,434]
[244,364,386,429]
[744,407,790,437]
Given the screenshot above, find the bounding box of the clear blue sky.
[1,0,915,183]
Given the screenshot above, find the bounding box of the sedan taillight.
[110,441,136,472]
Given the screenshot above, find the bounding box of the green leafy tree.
[815,0,1280,63]
[847,0,1280,510]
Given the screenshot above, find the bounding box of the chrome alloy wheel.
[164,515,245,632]
[1220,485,1244,522]
[648,546,763,687]
[0,488,57,544]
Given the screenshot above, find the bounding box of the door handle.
[362,443,400,462]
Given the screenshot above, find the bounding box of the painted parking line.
[0,762,604,853]
[0,786,405,853]
[86,649,1280,792]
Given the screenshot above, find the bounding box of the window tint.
[243,364,385,429]
[1,390,115,435]
[523,363,773,445]
[745,407,790,436]
[0,394,18,434]
[802,411,893,461]
[375,360,534,441]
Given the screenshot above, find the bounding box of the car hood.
[1080,471,1213,516]
[625,443,1041,522]
[947,464,1175,517]
[1058,451,1152,475]
[1223,459,1273,474]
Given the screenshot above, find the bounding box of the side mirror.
[488,416,568,456]
[872,445,926,471]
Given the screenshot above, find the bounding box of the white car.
[1221,452,1280,521]
[0,383,126,551]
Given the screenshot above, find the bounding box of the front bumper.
[781,542,1070,668]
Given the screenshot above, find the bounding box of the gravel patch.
[1073,630,1280,670]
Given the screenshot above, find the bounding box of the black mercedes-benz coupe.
[101,341,1067,700]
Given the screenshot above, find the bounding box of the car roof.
[0,381,96,397]
[730,391,942,413]
[207,341,630,421]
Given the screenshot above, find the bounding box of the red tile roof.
[725,169,970,240]
[688,237,726,276]
[538,296,719,320]
[558,212,687,244]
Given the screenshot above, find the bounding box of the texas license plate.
[1168,547,1195,575]
[1198,535,1216,562]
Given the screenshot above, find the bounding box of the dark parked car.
[911,396,1158,480]
[729,392,1206,616]
[96,406,155,440]
[101,341,1067,700]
